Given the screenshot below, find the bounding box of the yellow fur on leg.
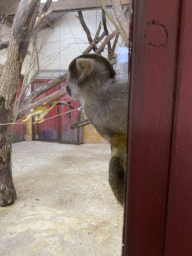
[110,134,127,171]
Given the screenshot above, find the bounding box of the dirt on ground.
[0,141,123,256]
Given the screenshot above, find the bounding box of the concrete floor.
[0,141,123,256]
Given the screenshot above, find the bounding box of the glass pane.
[0,1,132,255]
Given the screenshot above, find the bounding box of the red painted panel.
[32,80,82,144]
[164,1,192,254]
[123,0,181,255]
[59,82,82,144]
[34,81,60,141]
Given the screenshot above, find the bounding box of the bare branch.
[98,31,106,42]
[112,32,119,53]
[0,64,4,77]
[76,11,93,44]
[95,30,118,54]
[0,0,43,206]
[83,21,103,53]
[39,0,52,15]
[83,41,96,54]
[102,10,112,59]
[26,73,67,105]
[21,4,39,62]
[94,21,102,41]
[98,0,128,45]
[33,10,52,34]
[111,0,129,43]
[12,0,40,49]
[0,0,52,51]
[0,40,9,50]
[18,87,67,120]
[77,11,105,53]
[0,0,40,109]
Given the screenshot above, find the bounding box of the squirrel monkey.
[22,101,71,123]
[66,54,128,205]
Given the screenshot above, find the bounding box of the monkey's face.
[66,53,116,99]
[66,72,79,99]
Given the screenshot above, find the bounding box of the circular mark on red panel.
[145,20,168,47]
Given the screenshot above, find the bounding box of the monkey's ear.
[76,58,94,80]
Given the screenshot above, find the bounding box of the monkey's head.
[66,54,116,99]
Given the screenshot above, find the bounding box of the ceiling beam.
[50,0,129,12]
[0,0,129,16]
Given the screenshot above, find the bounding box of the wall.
[0,8,126,143]
[34,9,124,143]
[36,9,124,73]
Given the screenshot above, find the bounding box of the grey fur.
[67,54,128,205]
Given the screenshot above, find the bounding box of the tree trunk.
[0,34,20,206]
[0,0,40,207]
[0,99,17,206]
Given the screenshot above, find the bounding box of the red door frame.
[164,1,192,254]
[123,0,191,255]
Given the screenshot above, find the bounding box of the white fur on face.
[66,82,80,99]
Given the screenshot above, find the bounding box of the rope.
[32,107,82,124]
[0,107,82,126]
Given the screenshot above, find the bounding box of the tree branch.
[18,87,67,120]
[33,10,52,34]
[12,0,40,49]
[98,0,128,46]
[95,30,118,54]
[21,4,39,62]
[102,10,112,59]
[0,0,40,109]
[39,0,52,15]
[76,11,93,44]
[0,0,52,51]
[112,32,119,53]
[0,40,9,51]
[83,21,103,53]
[111,0,129,44]
[98,31,106,42]
[0,64,4,77]
[0,0,43,206]
[26,73,67,105]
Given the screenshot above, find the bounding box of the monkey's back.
[83,80,128,141]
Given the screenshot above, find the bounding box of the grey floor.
[0,141,123,256]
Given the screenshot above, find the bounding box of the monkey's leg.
[109,156,125,205]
